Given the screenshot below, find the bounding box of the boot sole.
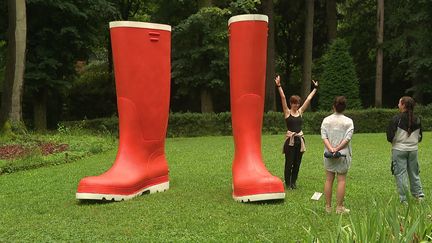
[76,181,169,201]
[233,192,285,202]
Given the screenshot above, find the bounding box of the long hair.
[400,96,415,136]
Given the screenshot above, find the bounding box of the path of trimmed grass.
[0,133,430,241]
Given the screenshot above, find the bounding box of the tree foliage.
[172,7,230,110]
[339,0,380,107]
[274,0,305,97]
[274,1,327,103]
[23,0,117,128]
[2,0,432,128]
[384,0,432,103]
[318,39,361,110]
[340,0,432,106]
[25,0,116,92]
[229,0,261,14]
[67,59,116,120]
[148,0,198,26]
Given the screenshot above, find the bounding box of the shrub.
[167,112,232,137]
[66,61,117,120]
[60,107,431,137]
[61,117,119,135]
[318,39,362,110]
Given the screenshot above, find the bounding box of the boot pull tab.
[149,31,160,42]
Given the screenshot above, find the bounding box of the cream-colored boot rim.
[233,192,285,202]
[76,181,169,201]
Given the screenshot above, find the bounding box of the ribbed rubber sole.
[76,181,169,201]
[233,192,285,202]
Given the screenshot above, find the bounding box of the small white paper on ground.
[311,192,322,200]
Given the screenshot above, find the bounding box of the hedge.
[60,107,432,137]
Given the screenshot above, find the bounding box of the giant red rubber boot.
[229,15,285,202]
[76,21,171,201]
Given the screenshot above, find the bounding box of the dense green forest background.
[0,0,431,131]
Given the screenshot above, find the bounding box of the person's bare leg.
[336,173,346,207]
[336,173,350,213]
[324,170,335,212]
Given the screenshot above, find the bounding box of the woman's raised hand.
[312,79,318,88]
[275,75,281,86]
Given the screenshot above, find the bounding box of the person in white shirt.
[320,96,354,214]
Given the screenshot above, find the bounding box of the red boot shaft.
[229,15,285,202]
[76,21,171,201]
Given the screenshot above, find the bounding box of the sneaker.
[336,206,350,214]
[416,194,425,202]
[325,206,332,214]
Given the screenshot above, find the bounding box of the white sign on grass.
[311,192,322,201]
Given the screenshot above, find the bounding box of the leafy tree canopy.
[172,7,231,97]
[384,0,432,103]
[24,0,117,93]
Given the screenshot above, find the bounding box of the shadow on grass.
[246,199,286,205]
[76,199,117,205]
[76,190,154,206]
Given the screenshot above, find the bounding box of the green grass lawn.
[0,133,431,241]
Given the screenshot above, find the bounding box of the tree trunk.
[301,0,314,100]
[118,0,143,20]
[200,89,214,113]
[0,0,26,130]
[375,0,384,107]
[326,0,337,42]
[412,79,423,103]
[263,0,276,111]
[33,87,48,132]
[198,0,213,113]
[119,0,130,20]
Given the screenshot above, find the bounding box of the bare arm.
[334,139,350,152]
[275,75,290,118]
[299,80,318,113]
[323,138,349,156]
[323,138,336,153]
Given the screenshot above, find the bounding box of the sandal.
[336,206,350,214]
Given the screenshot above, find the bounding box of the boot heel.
[147,181,169,194]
